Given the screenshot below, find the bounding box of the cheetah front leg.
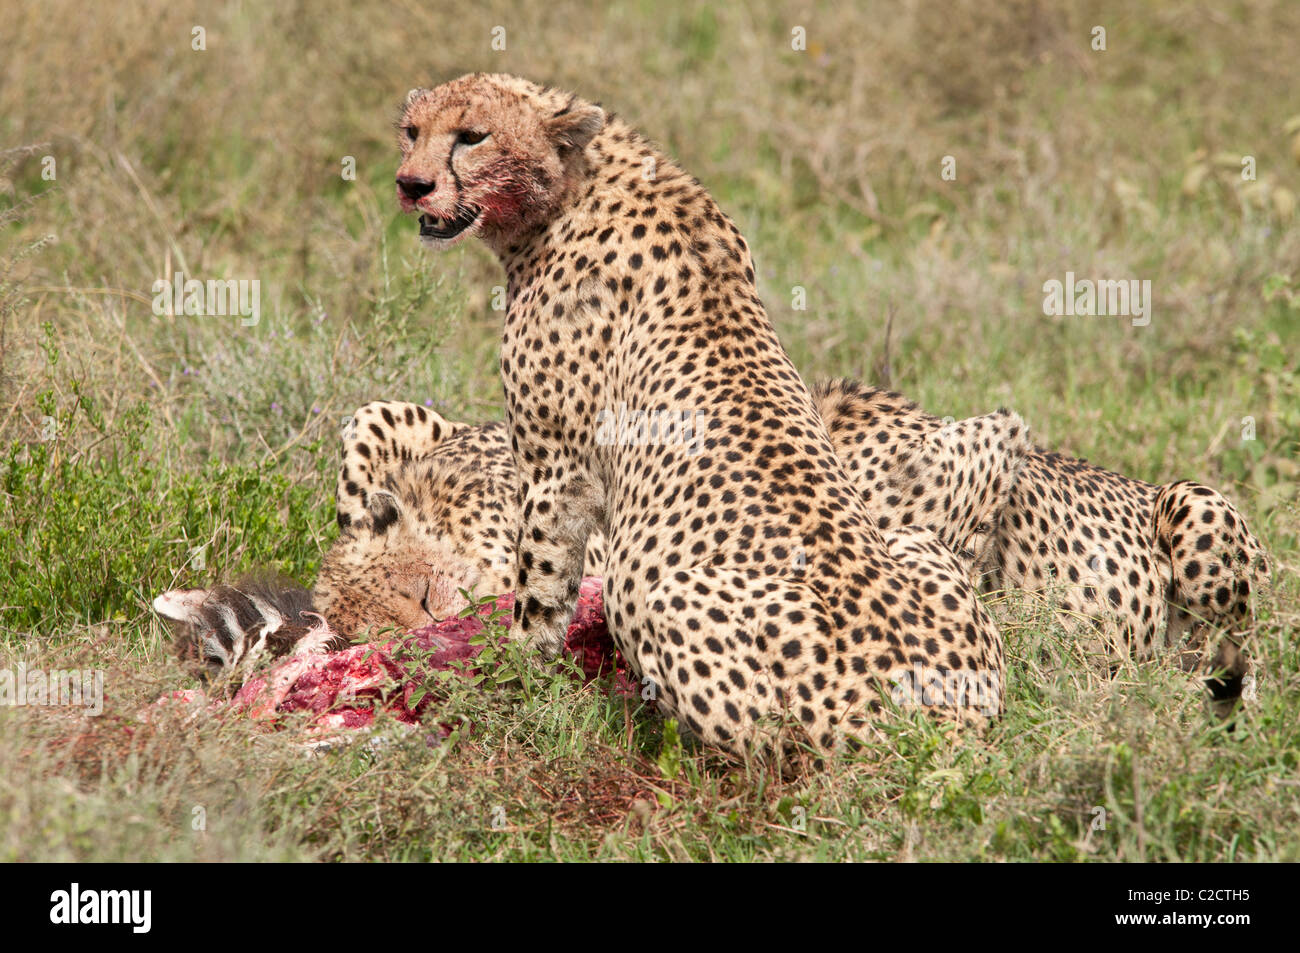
[511,473,602,659]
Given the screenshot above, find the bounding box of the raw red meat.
[160,577,634,737]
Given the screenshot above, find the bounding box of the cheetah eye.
[456,129,489,146]
[403,125,418,142]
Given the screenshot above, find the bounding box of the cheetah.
[323,384,1266,700]
[316,403,518,635]
[160,384,1265,705]
[317,403,607,635]
[155,388,1024,676]
[395,73,1005,753]
[988,450,1268,696]
[150,406,607,678]
[810,379,1030,575]
[813,379,1270,696]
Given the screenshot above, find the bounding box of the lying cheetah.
[814,379,1270,694]
[809,379,1029,574]
[990,451,1268,694]
[317,401,608,638]
[395,73,1005,752]
[316,404,520,635]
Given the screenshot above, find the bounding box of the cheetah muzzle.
[419,207,482,243]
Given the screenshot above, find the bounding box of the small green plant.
[0,379,329,638]
[657,718,683,783]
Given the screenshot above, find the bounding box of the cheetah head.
[314,490,484,637]
[395,73,605,252]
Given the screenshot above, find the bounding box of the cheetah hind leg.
[1152,480,1270,704]
[882,410,1032,578]
[880,526,1006,726]
[632,566,852,758]
[335,400,467,530]
[631,532,1004,758]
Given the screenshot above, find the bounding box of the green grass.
[0,0,1297,861]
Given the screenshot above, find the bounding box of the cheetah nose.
[396,175,435,202]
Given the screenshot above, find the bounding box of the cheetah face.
[316,491,484,636]
[320,541,479,635]
[395,96,487,250]
[395,74,604,251]
[336,546,477,633]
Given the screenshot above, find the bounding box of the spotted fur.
[316,418,607,636]
[990,456,1269,694]
[394,74,1005,753]
[316,389,1022,640]
[811,379,1031,576]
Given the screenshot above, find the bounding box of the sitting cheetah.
[394,73,1005,752]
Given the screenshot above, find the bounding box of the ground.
[0,1,1297,860]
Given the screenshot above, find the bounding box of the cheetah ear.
[366,490,404,535]
[546,102,604,153]
[404,87,428,108]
